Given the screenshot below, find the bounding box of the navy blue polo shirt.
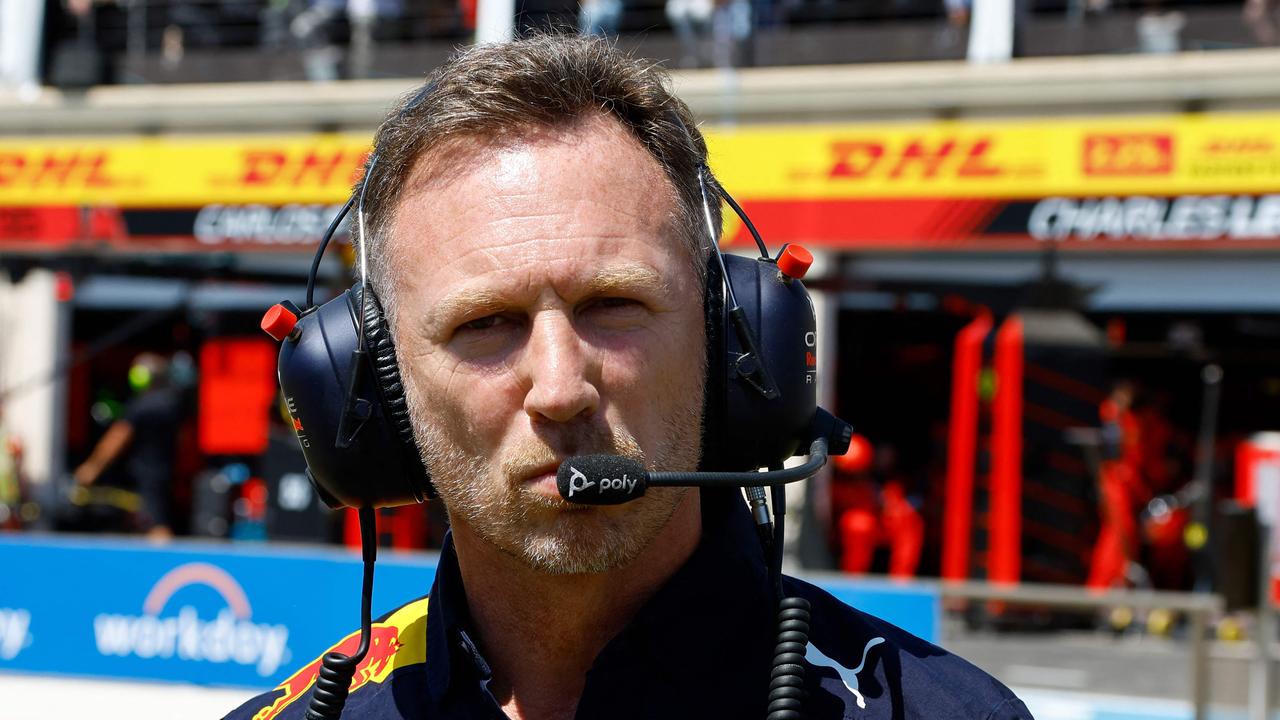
[224,490,1033,720]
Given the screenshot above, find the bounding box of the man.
[72,352,182,540]
[226,34,1032,720]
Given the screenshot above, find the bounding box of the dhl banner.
[2,111,1280,252]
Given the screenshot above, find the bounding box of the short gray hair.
[358,34,721,321]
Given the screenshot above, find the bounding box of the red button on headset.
[261,304,298,342]
[777,244,813,280]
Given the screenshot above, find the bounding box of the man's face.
[386,115,706,574]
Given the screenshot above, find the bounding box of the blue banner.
[0,535,437,688]
[804,572,941,644]
[0,534,938,689]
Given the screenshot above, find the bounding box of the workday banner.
[0,534,939,688]
[0,534,437,687]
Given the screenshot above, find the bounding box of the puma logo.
[806,636,886,710]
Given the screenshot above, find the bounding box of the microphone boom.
[649,438,828,488]
[555,438,829,505]
[556,455,649,504]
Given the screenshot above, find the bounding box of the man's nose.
[521,313,600,424]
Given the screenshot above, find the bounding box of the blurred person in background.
[1088,381,1139,589]
[666,0,753,69]
[1136,0,1185,53]
[1088,380,1148,590]
[291,0,404,80]
[72,353,184,541]
[1090,381,1188,591]
[940,0,971,49]
[261,0,307,49]
[666,0,712,67]
[1244,0,1279,43]
[1066,0,1110,21]
[750,0,788,31]
[830,439,924,579]
[42,0,124,86]
[710,0,753,68]
[166,0,261,48]
[578,0,623,37]
[0,401,27,530]
[945,0,971,28]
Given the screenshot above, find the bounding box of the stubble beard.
[405,382,704,575]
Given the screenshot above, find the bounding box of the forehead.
[384,115,691,296]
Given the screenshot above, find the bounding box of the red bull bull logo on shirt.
[92,562,291,677]
[251,598,427,720]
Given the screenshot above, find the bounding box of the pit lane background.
[0,535,939,689]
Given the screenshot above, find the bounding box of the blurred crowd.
[38,0,1280,86]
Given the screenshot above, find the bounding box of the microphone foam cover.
[556,455,648,505]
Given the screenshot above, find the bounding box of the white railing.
[3,46,1280,135]
[936,580,1224,720]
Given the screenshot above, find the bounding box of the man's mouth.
[519,462,561,483]
[518,462,566,500]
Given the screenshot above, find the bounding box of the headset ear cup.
[359,285,437,498]
[704,255,818,471]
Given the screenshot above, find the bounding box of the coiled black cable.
[766,596,812,720]
[763,470,811,720]
[305,506,378,720]
[306,650,358,720]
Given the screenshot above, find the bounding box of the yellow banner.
[2,112,1279,207]
[709,113,1280,199]
[0,135,371,207]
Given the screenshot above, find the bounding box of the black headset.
[261,86,841,511]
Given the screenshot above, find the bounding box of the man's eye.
[459,315,503,332]
[589,297,641,311]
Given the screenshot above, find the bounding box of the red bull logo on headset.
[92,562,291,677]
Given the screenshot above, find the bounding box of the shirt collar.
[424,532,480,705]
[586,488,775,681]
[424,488,774,703]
